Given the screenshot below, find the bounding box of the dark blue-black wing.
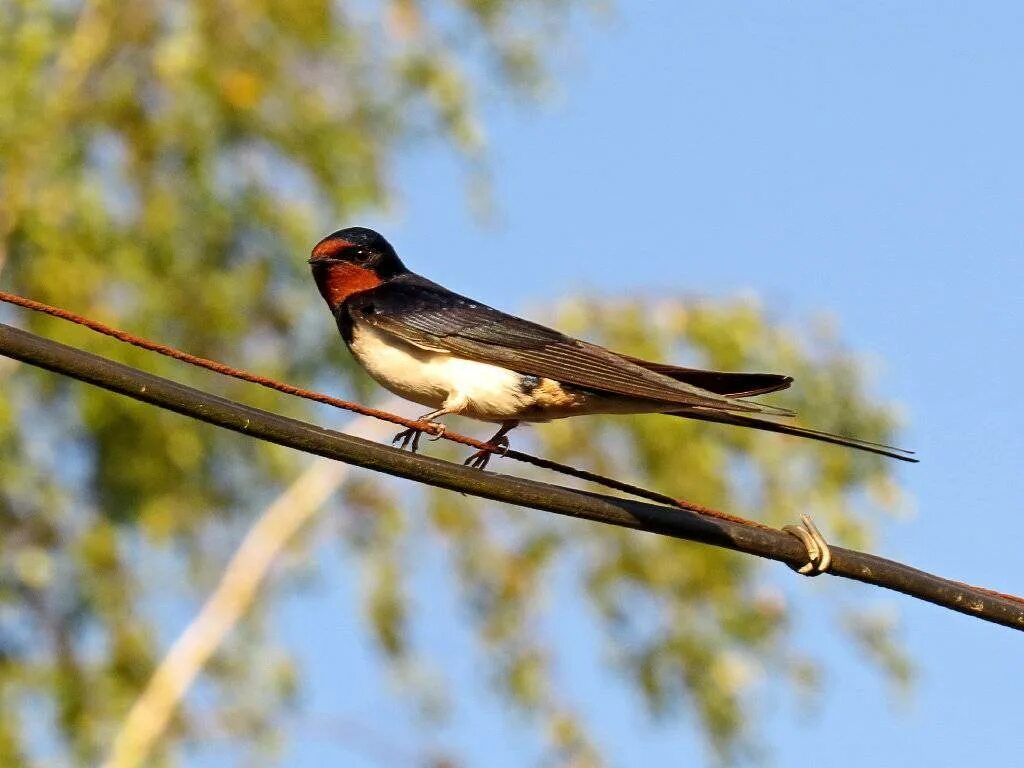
[345,275,790,414]
[619,356,793,397]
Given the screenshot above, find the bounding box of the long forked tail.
[674,408,918,462]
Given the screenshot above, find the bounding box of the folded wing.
[619,355,793,397]
[345,276,791,415]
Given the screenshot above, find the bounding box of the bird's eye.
[350,248,372,264]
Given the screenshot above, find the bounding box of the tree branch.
[2,321,1022,632]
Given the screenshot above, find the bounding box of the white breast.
[348,323,532,421]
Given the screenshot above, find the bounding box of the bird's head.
[308,227,407,310]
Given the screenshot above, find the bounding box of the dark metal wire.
[2,320,1023,631]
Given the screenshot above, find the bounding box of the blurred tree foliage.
[0,1,909,766]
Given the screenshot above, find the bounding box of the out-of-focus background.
[0,2,1020,766]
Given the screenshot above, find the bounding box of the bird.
[308,226,916,467]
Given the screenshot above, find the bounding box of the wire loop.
[783,514,832,576]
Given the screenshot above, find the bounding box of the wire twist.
[783,514,832,576]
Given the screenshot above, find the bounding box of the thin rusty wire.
[0,289,767,528]
[5,289,1024,609]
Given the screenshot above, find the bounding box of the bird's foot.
[392,427,423,453]
[393,411,450,453]
[463,435,510,470]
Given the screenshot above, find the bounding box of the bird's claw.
[392,427,423,453]
[393,420,446,451]
[463,436,510,470]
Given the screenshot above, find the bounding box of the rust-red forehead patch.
[310,237,353,261]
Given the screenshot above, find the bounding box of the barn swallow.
[309,227,915,467]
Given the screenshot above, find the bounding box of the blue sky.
[273,3,1023,765]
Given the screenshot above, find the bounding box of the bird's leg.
[464,421,519,470]
[392,400,465,453]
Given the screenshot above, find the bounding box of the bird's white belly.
[348,324,532,421]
